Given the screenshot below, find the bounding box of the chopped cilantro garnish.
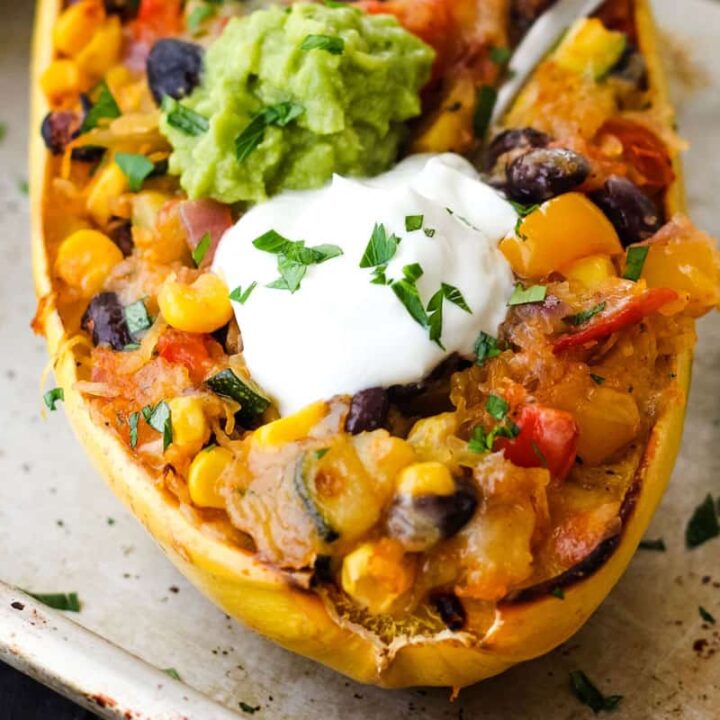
[403,263,424,282]
[254,229,342,293]
[192,232,212,266]
[229,282,257,305]
[187,3,216,34]
[473,85,497,138]
[564,302,607,327]
[236,102,304,162]
[550,587,565,600]
[360,223,400,268]
[315,448,330,460]
[81,81,121,132]
[391,278,428,328]
[0,122,6,142]
[474,332,501,365]
[700,606,716,624]
[163,667,182,681]
[441,283,471,313]
[162,96,209,136]
[239,701,261,715]
[146,401,173,451]
[508,283,547,306]
[590,373,606,385]
[43,387,64,411]
[27,591,81,612]
[686,493,719,548]
[638,537,666,551]
[426,288,445,350]
[485,394,509,421]
[423,227,436,238]
[490,46,512,65]
[128,411,140,449]
[115,152,154,192]
[623,246,649,281]
[124,299,152,337]
[301,34,345,55]
[405,214,424,232]
[569,671,623,714]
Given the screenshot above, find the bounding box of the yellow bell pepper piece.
[562,253,617,289]
[500,193,622,278]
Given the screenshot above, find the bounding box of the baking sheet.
[0,0,718,717]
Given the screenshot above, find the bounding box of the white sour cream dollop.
[213,153,517,415]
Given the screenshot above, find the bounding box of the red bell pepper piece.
[157,329,221,383]
[553,287,678,353]
[134,0,183,41]
[495,405,579,481]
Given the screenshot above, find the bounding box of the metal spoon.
[490,0,607,127]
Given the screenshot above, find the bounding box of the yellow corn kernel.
[86,162,129,226]
[40,59,84,106]
[341,539,415,615]
[55,229,123,296]
[75,16,122,78]
[132,191,171,231]
[396,462,455,498]
[562,253,616,289]
[53,0,106,57]
[167,397,211,457]
[158,273,234,334]
[188,446,233,509]
[252,402,327,448]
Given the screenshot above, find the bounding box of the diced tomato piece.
[599,119,675,191]
[553,287,678,353]
[134,0,182,41]
[495,405,579,481]
[156,329,222,383]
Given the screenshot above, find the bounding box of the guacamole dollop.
[160,3,434,203]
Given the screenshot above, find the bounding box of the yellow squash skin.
[30,0,692,688]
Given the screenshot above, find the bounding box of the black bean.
[71,145,106,163]
[107,217,134,257]
[506,147,590,204]
[387,483,478,552]
[146,39,204,106]
[345,387,389,434]
[41,111,80,155]
[590,175,662,246]
[81,292,133,350]
[484,127,550,171]
[432,593,466,631]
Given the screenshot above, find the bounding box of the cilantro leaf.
[301,34,345,55]
[146,401,173,451]
[187,3,216,33]
[26,591,81,612]
[163,667,182,681]
[473,85,497,138]
[485,394,509,421]
[192,232,212,266]
[623,246,649,282]
[686,494,719,548]
[441,282,471,313]
[360,223,400,268]
[490,46,512,65]
[638,537,666,551]
[564,302,607,327]
[391,279,429,328]
[115,152,154,192]
[162,96,209,136]
[550,587,565,599]
[43,387,64,411]
[128,411,140,449]
[699,606,716,624]
[81,81,121,132]
[236,102,304,162]
[569,670,623,714]
[508,283,547,306]
[229,282,257,305]
[124,299,152,337]
[590,373,606,385]
[405,214,424,232]
[474,332,501,365]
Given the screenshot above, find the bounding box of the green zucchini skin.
[206,368,271,424]
[294,454,340,544]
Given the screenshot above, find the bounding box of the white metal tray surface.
[1,1,719,718]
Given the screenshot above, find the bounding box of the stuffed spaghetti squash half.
[31,0,719,688]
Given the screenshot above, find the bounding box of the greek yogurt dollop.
[213,153,517,415]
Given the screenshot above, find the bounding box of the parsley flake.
[128,411,140,449]
[236,102,304,162]
[43,387,64,412]
[638,537,666,551]
[699,606,716,624]
[146,401,173,451]
[391,278,429,328]
[550,587,565,600]
[623,246,649,281]
[564,302,607,326]
[441,283,471,313]
[590,373,606,385]
[187,3,216,34]
[124,299,152,337]
[301,34,345,55]
[163,667,182,681]
[239,701,261,715]
[508,283,547,306]
[485,394,509,421]
[115,152,154,192]
[229,282,257,305]
[27,591,81,612]
[192,232,212,266]
[423,227,436,238]
[473,85,497,138]
[490,46,512,65]
[569,671,623,714]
